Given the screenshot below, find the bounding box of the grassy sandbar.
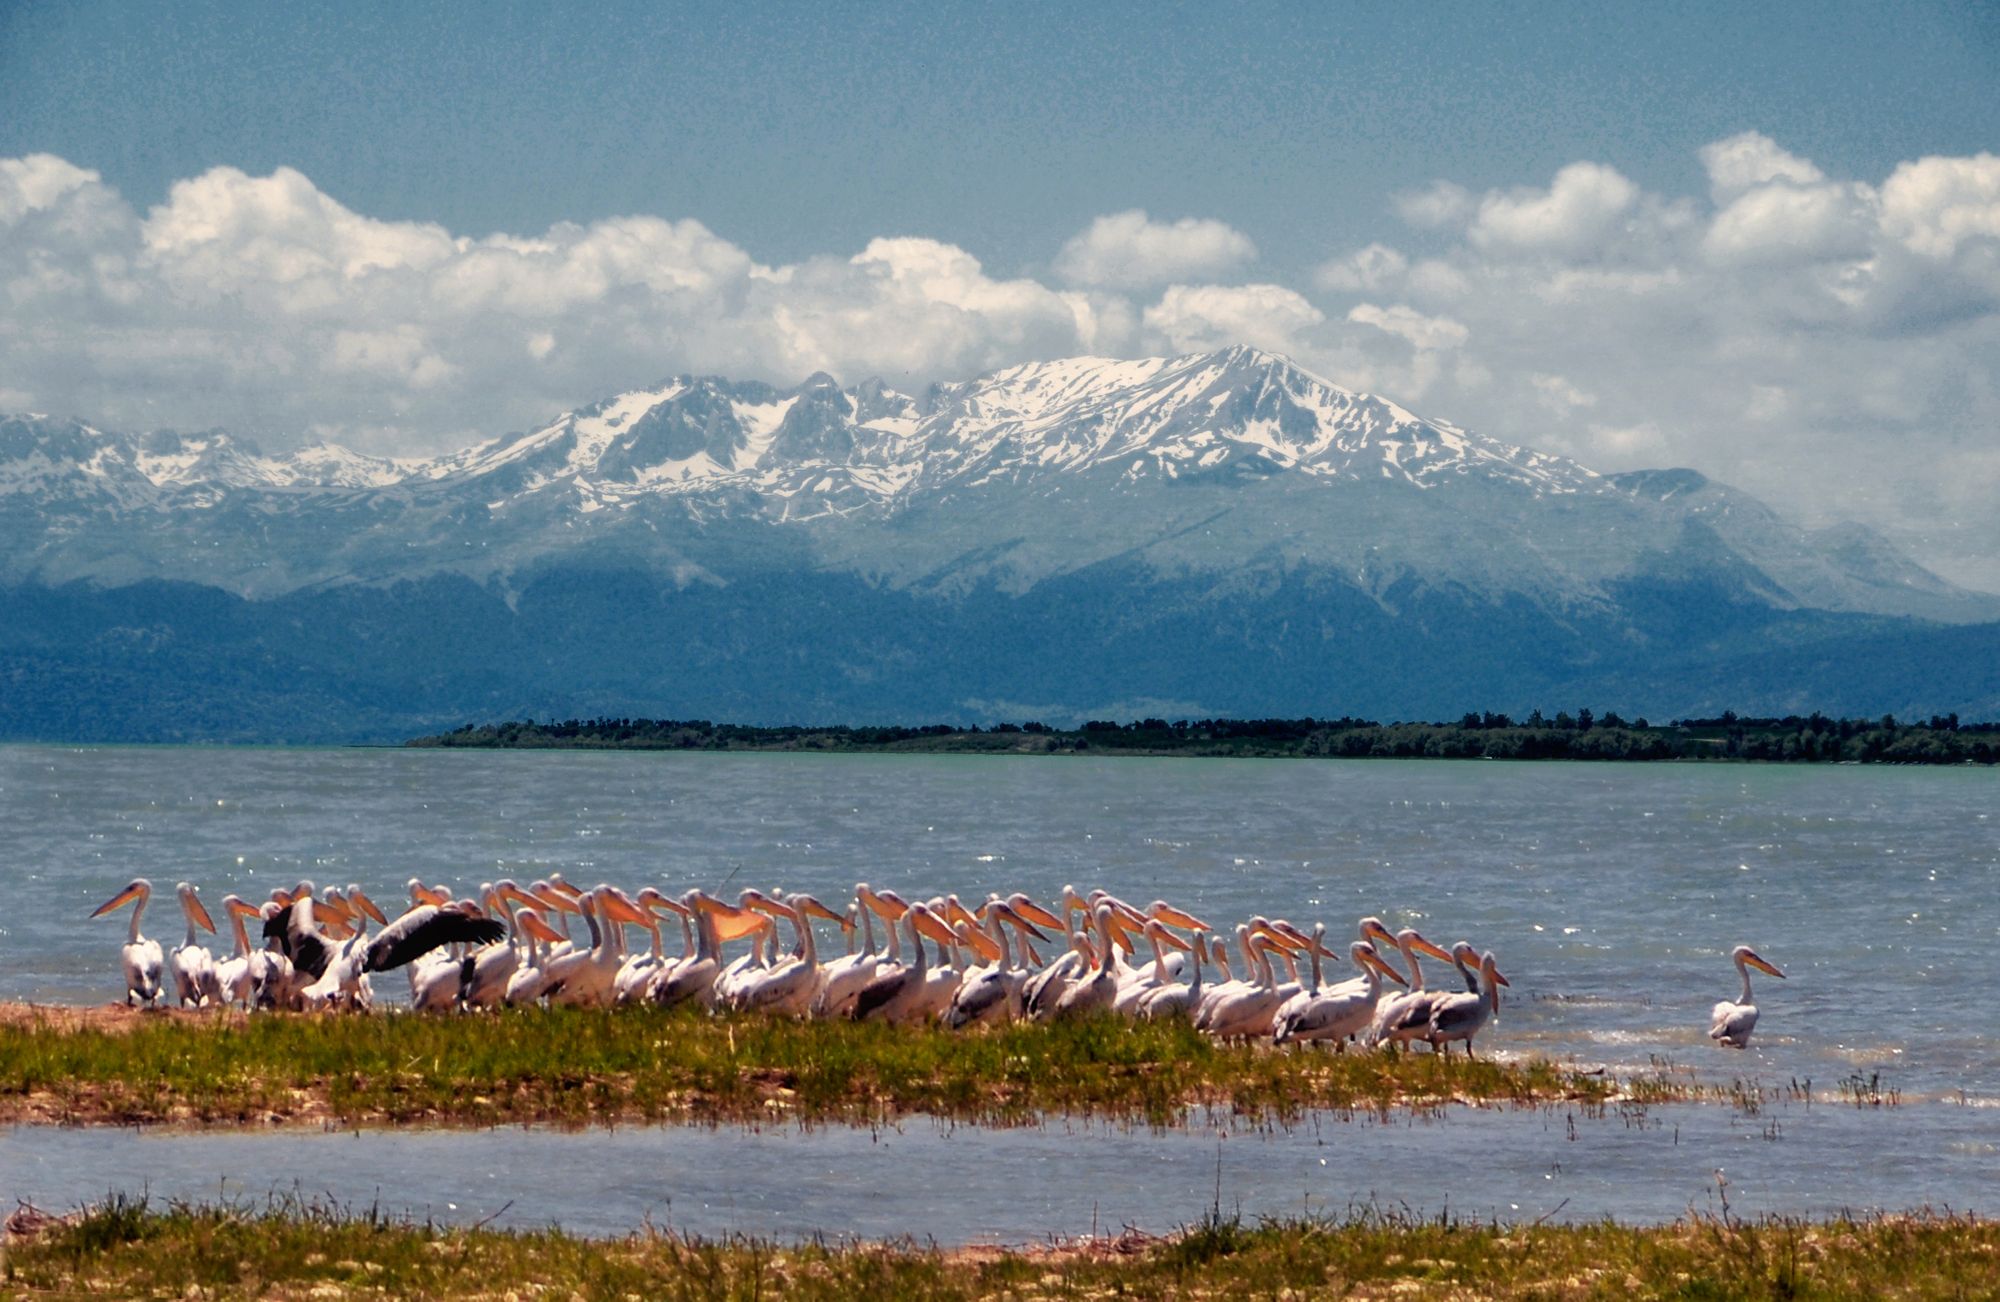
[5,1195,1996,1299]
[0,1002,1644,1129]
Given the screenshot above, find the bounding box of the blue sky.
[6,1,1995,277]
[2,1,1998,584]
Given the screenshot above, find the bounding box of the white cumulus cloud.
[1054,210,1257,290]
[1142,283,1324,355]
[3,142,2000,589]
[1470,162,1640,255]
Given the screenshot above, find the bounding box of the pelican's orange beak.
[945,897,980,931]
[225,896,263,920]
[1252,921,1298,952]
[793,895,846,926]
[911,908,957,946]
[533,886,580,915]
[709,905,768,943]
[499,883,542,913]
[961,924,1004,963]
[601,891,651,926]
[1365,949,1410,986]
[519,911,563,945]
[1010,897,1064,930]
[186,892,217,934]
[91,882,146,918]
[1151,903,1210,932]
[1747,953,1785,979]
[999,904,1051,942]
[348,889,388,927]
[1412,934,1454,962]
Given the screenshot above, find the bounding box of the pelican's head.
[1355,940,1409,985]
[1006,893,1064,931]
[517,909,563,945]
[1733,946,1784,979]
[90,878,152,918]
[345,885,388,926]
[942,894,980,931]
[790,893,849,928]
[1358,916,1397,948]
[175,882,217,933]
[1401,929,1455,963]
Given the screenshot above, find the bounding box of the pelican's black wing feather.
[364,909,507,973]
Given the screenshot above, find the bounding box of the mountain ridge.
[4,348,1998,741]
[3,347,1991,622]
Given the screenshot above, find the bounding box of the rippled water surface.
[7,1102,1998,1241]
[2,746,1995,1235]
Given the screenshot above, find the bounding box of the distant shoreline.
[408,714,2000,765]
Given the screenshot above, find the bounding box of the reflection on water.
[6,1103,1996,1242]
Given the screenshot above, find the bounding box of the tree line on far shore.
[408,709,2000,764]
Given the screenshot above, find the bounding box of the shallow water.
[3,745,1996,1233]
[6,1101,1996,1241]
[5,745,1994,1094]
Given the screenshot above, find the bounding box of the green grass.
[0,1006,1649,1128]
[6,1195,1998,1299]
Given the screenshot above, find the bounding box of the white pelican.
[1052,905,1123,1020]
[811,883,888,1018]
[542,886,649,1008]
[248,901,296,1008]
[1427,949,1510,1056]
[300,884,390,1011]
[1366,928,1458,1048]
[1273,938,1407,1046]
[167,882,220,1008]
[212,894,265,1008]
[1197,932,1287,1039]
[1113,919,1192,1015]
[1023,914,1097,1019]
[461,881,538,1009]
[613,888,686,1005]
[906,898,986,1022]
[713,889,790,1008]
[1710,945,1785,1049]
[375,898,506,1011]
[1193,923,1256,1024]
[91,878,165,1007]
[735,894,847,1016]
[853,903,956,1024]
[1138,932,1207,1021]
[652,891,752,1008]
[946,902,1040,1029]
[503,908,566,1005]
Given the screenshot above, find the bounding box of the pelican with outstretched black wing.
[363,902,507,978]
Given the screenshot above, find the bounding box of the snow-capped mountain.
[4,348,1998,740]
[2,347,1989,621]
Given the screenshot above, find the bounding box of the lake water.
[2,745,1995,1236]
[6,1101,1997,1241]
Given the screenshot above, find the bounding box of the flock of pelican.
[86,876,1536,1052]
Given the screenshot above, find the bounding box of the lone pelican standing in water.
[1710,945,1785,1048]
